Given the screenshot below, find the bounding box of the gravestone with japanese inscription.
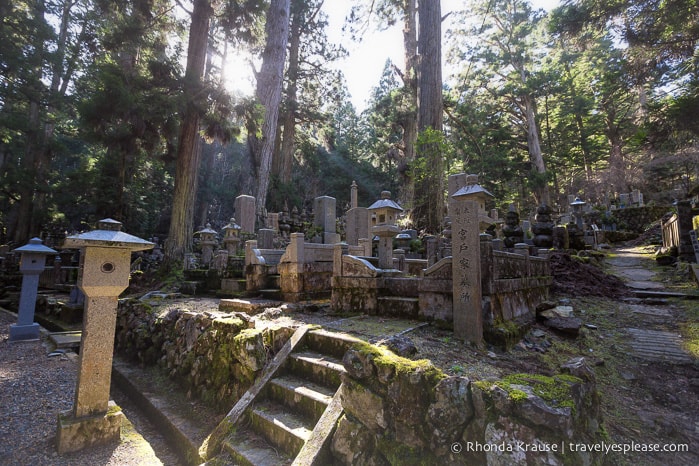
[449,190,483,344]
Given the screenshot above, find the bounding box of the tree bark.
[415,0,444,233]
[523,93,550,205]
[276,0,301,184]
[250,0,291,222]
[164,0,212,264]
[398,0,418,212]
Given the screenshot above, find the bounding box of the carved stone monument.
[234,195,256,234]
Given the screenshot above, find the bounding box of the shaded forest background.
[2,0,699,261]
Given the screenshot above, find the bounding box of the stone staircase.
[204,326,358,465]
[259,273,282,301]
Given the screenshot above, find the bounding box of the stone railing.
[332,235,552,339]
[662,213,680,250]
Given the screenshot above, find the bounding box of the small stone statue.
[532,204,554,248]
[502,209,524,248]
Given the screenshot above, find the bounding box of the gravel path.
[0,309,183,466]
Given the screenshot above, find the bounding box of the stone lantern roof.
[223,218,241,231]
[63,219,154,251]
[14,237,58,255]
[368,191,404,212]
[196,223,218,235]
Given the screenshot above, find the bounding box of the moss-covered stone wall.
[332,343,604,466]
[115,299,293,410]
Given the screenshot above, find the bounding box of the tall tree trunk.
[523,94,549,205]
[164,0,212,264]
[250,0,291,223]
[415,0,443,233]
[399,0,418,213]
[276,1,301,184]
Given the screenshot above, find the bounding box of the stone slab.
[49,331,82,349]
[219,298,282,315]
[628,304,672,317]
[625,280,665,290]
[626,328,693,364]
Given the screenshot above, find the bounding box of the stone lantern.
[10,238,57,341]
[56,218,153,454]
[451,174,495,232]
[222,218,242,255]
[368,191,403,269]
[570,197,586,229]
[197,223,218,266]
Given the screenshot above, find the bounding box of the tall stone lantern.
[10,238,57,341]
[570,197,586,229]
[223,218,242,255]
[368,191,403,269]
[197,223,218,266]
[56,218,153,454]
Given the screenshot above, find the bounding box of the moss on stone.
[474,372,581,410]
[352,340,446,385]
[502,373,581,411]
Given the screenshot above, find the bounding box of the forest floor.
[1,241,698,465]
[404,244,699,466]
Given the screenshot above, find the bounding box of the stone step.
[376,296,419,318]
[267,274,281,289]
[259,289,282,301]
[249,400,314,457]
[286,351,345,389]
[305,328,362,360]
[266,375,335,422]
[220,278,246,293]
[48,331,81,350]
[632,290,699,300]
[220,428,292,466]
[219,298,282,315]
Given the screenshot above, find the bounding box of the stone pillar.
[235,195,256,234]
[359,238,372,257]
[449,197,483,345]
[314,196,339,244]
[346,207,369,246]
[515,243,531,276]
[480,234,493,296]
[425,235,438,267]
[10,238,57,341]
[351,180,358,209]
[280,233,305,299]
[394,249,406,273]
[257,228,275,249]
[333,243,344,277]
[57,219,153,454]
[373,224,399,270]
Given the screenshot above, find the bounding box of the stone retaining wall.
[114,299,293,409]
[333,342,603,466]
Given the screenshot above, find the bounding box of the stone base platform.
[56,401,124,454]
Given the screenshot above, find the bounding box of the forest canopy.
[1,0,698,257]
